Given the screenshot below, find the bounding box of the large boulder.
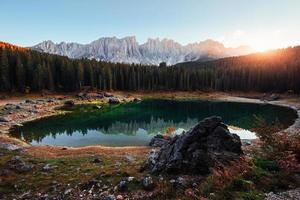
[143,116,242,175]
[149,135,171,147]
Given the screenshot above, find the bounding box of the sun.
[248,31,283,52]
[251,39,275,52]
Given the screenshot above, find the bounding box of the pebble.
[118,180,127,191]
[141,176,155,191]
[265,188,300,200]
[116,194,124,200]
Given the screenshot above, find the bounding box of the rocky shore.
[0,91,137,139]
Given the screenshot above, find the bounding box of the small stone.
[108,97,120,104]
[185,188,196,198]
[92,157,102,163]
[64,188,72,195]
[127,176,135,182]
[104,92,113,97]
[118,180,127,191]
[15,105,22,109]
[141,176,155,191]
[93,105,102,109]
[6,156,33,172]
[0,117,10,122]
[116,194,124,200]
[105,194,116,200]
[42,164,55,171]
[25,99,35,104]
[124,155,135,163]
[64,100,75,106]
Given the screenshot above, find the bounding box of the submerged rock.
[143,116,243,174]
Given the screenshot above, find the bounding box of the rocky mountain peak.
[32,36,255,65]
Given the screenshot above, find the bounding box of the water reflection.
[10,99,297,147]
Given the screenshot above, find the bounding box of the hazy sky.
[1,0,300,51]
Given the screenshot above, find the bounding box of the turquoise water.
[10,99,297,147]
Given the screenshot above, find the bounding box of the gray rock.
[104,92,114,97]
[64,100,75,106]
[171,177,189,189]
[47,99,55,103]
[93,105,102,109]
[42,164,56,171]
[141,176,155,191]
[118,180,127,191]
[149,135,171,147]
[6,156,33,172]
[0,143,22,151]
[25,99,35,104]
[64,188,72,195]
[143,116,243,174]
[77,92,86,98]
[270,93,280,101]
[265,188,300,200]
[108,97,120,104]
[127,176,135,182]
[92,157,102,163]
[105,194,116,200]
[15,105,22,109]
[124,155,135,163]
[0,117,10,122]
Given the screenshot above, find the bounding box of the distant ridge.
[0,41,28,52]
[32,36,254,65]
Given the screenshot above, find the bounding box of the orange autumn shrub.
[253,117,300,171]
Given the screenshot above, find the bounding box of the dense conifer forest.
[0,42,300,93]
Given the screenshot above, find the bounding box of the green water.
[10,99,297,147]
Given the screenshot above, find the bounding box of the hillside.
[1,42,300,93]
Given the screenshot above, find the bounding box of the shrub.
[253,117,300,171]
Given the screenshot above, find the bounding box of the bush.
[254,157,279,172]
[253,117,300,171]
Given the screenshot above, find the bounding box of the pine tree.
[0,49,11,91]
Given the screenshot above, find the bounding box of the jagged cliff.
[32,36,254,65]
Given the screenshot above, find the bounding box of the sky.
[1,0,300,51]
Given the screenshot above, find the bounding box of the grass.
[0,147,148,199]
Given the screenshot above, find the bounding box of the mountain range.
[32,36,254,65]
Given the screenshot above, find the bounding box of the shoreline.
[0,91,299,157]
[215,95,300,134]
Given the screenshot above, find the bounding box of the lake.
[10,99,297,147]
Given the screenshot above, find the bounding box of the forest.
[1,42,300,93]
